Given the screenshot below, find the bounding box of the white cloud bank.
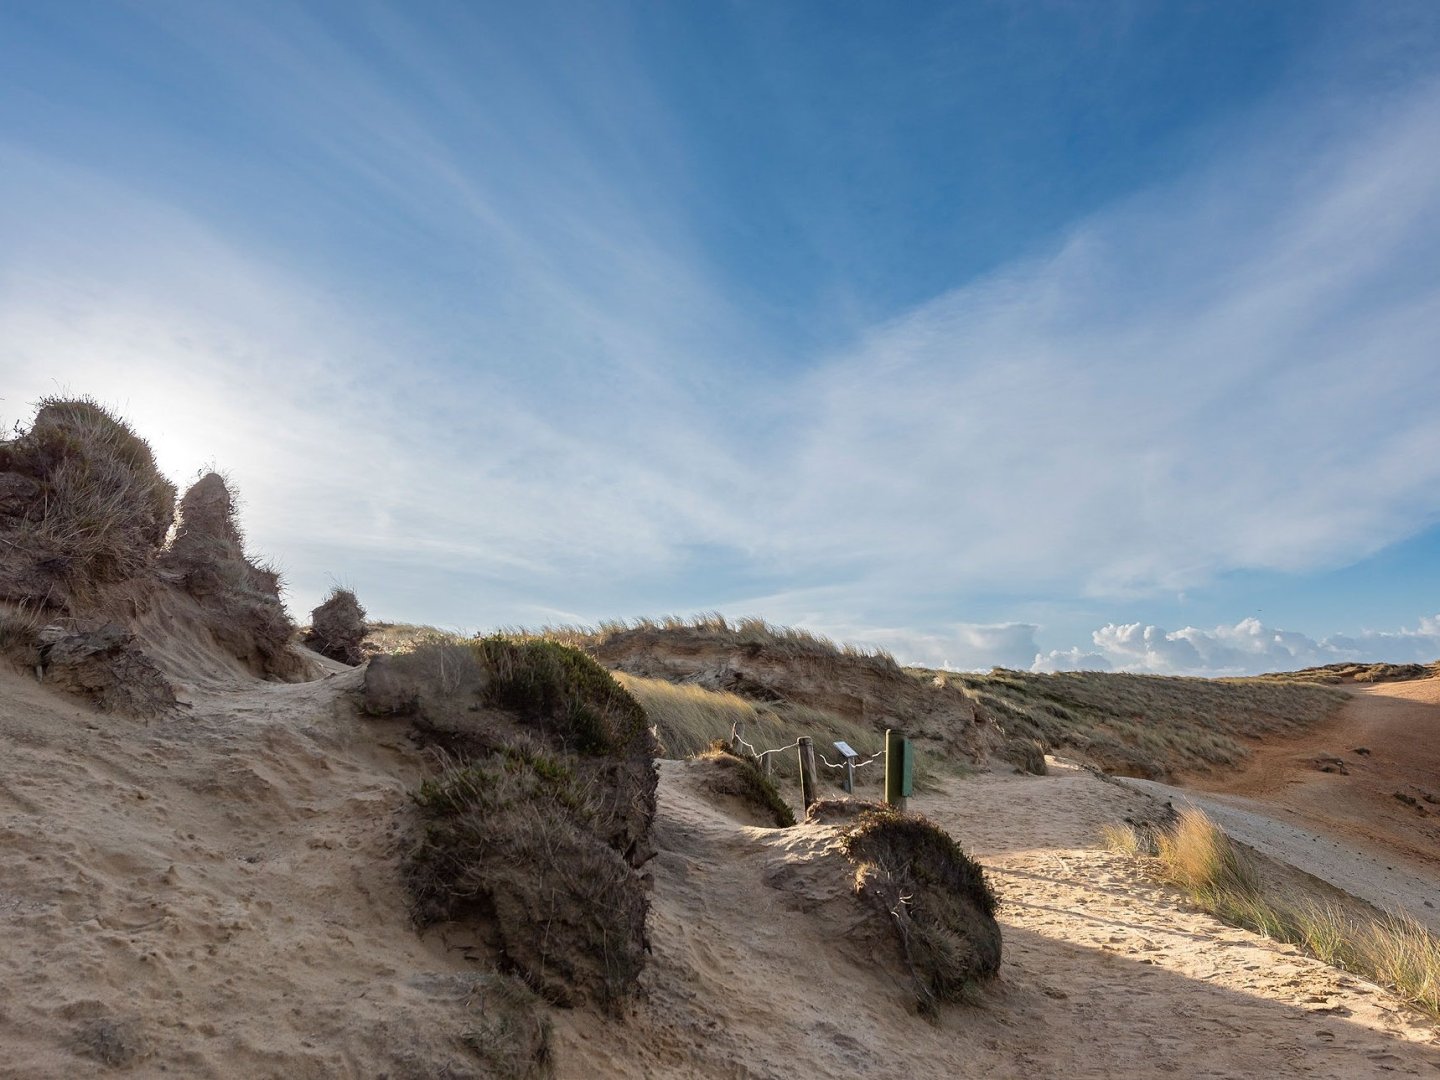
[1032,615,1440,677]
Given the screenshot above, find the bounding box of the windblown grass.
[934,668,1347,779]
[613,672,883,782]
[538,613,900,673]
[0,397,176,601]
[1106,809,1440,1017]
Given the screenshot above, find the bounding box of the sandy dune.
[2,661,1438,1077]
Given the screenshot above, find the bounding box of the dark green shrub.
[406,751,649,1010]
[395,638,659,1011]
[474,635,650,756]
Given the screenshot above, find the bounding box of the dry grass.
[537,613,899,673]
[1105,809,1440,1017]
[458,972,553,1079]
[0,601,42,660]
[614,672,884,784]
[611,674,757,757]
[0,397,176,604]
[933,667,1347,779]
[1245,661,1440,685]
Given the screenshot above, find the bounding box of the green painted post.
[885,729,911,812]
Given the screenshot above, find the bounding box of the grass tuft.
[0,397,176,604]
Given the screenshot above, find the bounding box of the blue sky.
[4,1,1440,675]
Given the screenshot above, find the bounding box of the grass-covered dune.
[921,666,1349,781]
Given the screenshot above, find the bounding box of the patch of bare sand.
[0,664,495,1078]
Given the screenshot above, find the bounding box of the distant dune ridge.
[0,399,1438,1076]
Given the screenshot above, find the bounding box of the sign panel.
[833,740,857,759]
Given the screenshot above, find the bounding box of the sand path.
[554,761,1440,1078]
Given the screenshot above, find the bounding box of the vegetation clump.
[373,636,659,1010]
[0,396,176,608]
[839,806,1001,1011]
[694,741,796,827]
[305,586,367,665]
[457,972,554,1079]
[161,472,304,680]
[1106,809,1440,1018]
[474,635,651,757]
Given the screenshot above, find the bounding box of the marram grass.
[1106,809,1440,1017]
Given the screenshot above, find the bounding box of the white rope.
[729,723,881,768]
[818,750,883,769]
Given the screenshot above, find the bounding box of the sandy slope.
[2,661,1438,1078]
[1161,678,1440,932]
[0,662,496,1078]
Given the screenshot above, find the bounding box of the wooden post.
[729,720,745,756]
[797,736,819,809]
[885,729,911,812]
[760,752,773,780]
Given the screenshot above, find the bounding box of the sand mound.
[0,662,554,1078]
[160,472,306,682]
[0,402,319,715]
[684,747,796,827]
[364,637,659,1010]
[2,654,1438,1077]
[564,619,1002,767]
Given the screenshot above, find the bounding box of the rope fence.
[727,722,914,809]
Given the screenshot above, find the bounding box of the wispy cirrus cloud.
[4,7,1440,671]
[779,78,1440,613]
